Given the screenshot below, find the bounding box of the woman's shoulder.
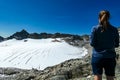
[91,24,101,31]
[109,24,118,31]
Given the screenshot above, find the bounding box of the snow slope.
[0,38,88,70]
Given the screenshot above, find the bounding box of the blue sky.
[0,0,120,37]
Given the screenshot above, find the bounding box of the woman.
[90,10,119,80]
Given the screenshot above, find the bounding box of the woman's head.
[99,10,110,27]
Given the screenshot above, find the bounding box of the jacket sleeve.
[90,27,97,47]
[115,29,119,47]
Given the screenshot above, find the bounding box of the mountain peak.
[7,29,29,40]
[20,29,28,33]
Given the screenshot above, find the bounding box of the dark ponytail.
[99,10,110,32]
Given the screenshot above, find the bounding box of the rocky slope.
[0,58,91,80]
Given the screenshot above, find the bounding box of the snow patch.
[0,38,88,70]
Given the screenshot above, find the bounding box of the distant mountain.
[28,32,53,39]
[7,29,29,40]
[0,36,4,42]
[4,29,88,41]
[0,29,91,43]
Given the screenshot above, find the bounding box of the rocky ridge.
[1,29,88,41]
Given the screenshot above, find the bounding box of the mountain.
[4,29,87,41]
[0,38,88,70]
[0,36,4,42]
[7,29,29,40]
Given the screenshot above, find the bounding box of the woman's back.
[92,24,119,50]
[90,10,119,58]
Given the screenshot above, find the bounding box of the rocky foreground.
[0,43,120,80]
[0,58,91,80]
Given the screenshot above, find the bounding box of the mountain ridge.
[0,29,89,42]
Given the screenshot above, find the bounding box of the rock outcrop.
[0,57,92,80]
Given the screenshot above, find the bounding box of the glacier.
[0,38,88,70]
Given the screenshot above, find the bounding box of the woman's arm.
[115,29,119,47]
[90,27,97,47]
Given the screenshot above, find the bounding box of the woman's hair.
[99,10,110,32]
